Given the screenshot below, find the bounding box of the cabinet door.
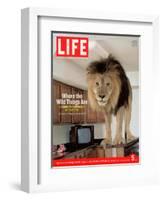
[75,151,85,158]
[71,88,85,124]
[60,83,72,123]
[53,80,61,124]
[83,90,88,123]
[86,91,105,123]
[86,92,97,123]
[63,154,76,159]
[86,148,97,158]
[96,111,105,123]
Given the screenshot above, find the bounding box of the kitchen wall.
[53,58,87,90]
[53,124,71,145]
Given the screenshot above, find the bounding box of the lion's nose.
[99,95,105,99]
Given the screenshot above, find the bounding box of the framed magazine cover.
[21,8,159,193]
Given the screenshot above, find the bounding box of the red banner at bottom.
[52,154,139,167]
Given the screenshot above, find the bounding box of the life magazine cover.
[51,32,139,167]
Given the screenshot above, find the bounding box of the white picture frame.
[21,7,159,193]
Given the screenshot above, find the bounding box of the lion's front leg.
[113,134,125,145]
[100,111,112,148]
[100,133,112,148]
[125,105,137,143]
[113,107,125,145]
[126,131,136,143]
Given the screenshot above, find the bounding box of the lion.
[86,55,136,147]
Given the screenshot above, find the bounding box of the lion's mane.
[86,55,131,114]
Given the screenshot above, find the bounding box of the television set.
[70,125,94,149]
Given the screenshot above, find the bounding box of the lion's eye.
[96,82,99,86]
[106,83,110,86]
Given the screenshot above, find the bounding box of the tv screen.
[78,128,91,144]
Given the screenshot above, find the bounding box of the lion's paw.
[100,138,112,148]
[127,134,137,143]
[113,136,125,145]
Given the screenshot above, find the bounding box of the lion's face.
[89,73,113,107]
[87,55,127,111]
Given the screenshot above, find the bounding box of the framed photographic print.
[21,8,159,193]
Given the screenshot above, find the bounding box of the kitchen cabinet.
[85,92,105,123]
[86,97,97,123]
[60,82,72,123]
[63,145,97,159]
[53,80,61,123]
[96,111,105,123]
[71,87,85,124]
[52,80,105,124]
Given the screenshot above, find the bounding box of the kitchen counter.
[53,144,98,160]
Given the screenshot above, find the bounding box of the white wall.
[53,124,71,145]
[131,88,139,137]
[53,57,139,89]
[53,58,87,90]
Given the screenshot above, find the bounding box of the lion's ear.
[106,55,121,71]
[110,64,120,70]
[106,54,114,62]
[87,63,97,74]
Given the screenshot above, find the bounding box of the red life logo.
[56,36,88,57]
